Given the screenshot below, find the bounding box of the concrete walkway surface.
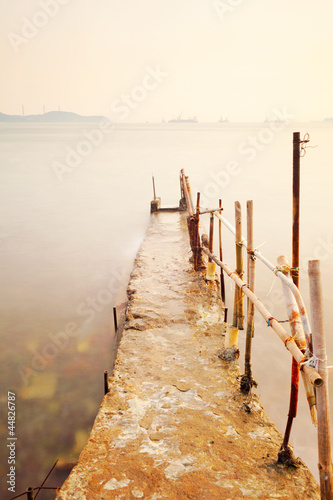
[57,212,319,500]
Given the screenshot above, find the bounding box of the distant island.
[324,117,333,122]
[0,111,108,123]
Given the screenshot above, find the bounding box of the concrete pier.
[57,212,319,500]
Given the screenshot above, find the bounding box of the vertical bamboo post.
[219,200,226,303]
[277,256,316,424]
[26,487,35,500]
[219,199,227,323]
[205,212,216,280]
[244,200,255,379]
[209,213,214,257]
[194,193,201,271]
[104,370,109,395]
[308,260,333,499]
[233,202,244,329]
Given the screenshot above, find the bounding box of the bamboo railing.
[179,161,332,498]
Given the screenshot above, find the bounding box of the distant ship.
[168,114,198,123]
[218,116,229,123]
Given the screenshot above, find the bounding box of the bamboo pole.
[202,247,323,387]
[194,193,202,271]
[209,213,214,259]
[219,199,227,323]
[301,371,318,426]
[244,200,255,380]
[233,202,244,329]
[308,260,333,499]
[219,199,226,303]
[277,256,306,350]
[277,255,317,426]
[277,255,308,455]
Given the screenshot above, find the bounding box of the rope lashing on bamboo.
[266,316,289,327]
[283,336,296,347]
[273,265,299,276]
[247,248,256,261]
[298,355,309,368]
[299,132,318,157]
[300,355,327,371]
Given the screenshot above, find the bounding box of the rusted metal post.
[113,306,118,333]
[244,200,255,380]
[280,133,302,462]
[196,192,200,216]
[292,131,300,288]
[233,202,244,329]
[309,260,333,499]
[104,370,109,395]
[26,487,35,500]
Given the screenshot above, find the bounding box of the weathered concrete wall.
[57,212,319,500]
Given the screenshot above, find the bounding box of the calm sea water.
[1,121,332,496]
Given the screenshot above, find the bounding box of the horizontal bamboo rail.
[201,247,323,388]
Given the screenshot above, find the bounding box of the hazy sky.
[1,0,332,122]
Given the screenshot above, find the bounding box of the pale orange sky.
[1,0,332,122]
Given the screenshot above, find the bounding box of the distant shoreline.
[0,111,108,123]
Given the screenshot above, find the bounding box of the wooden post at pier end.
[150,172,161,213]
[308,260,333,500]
